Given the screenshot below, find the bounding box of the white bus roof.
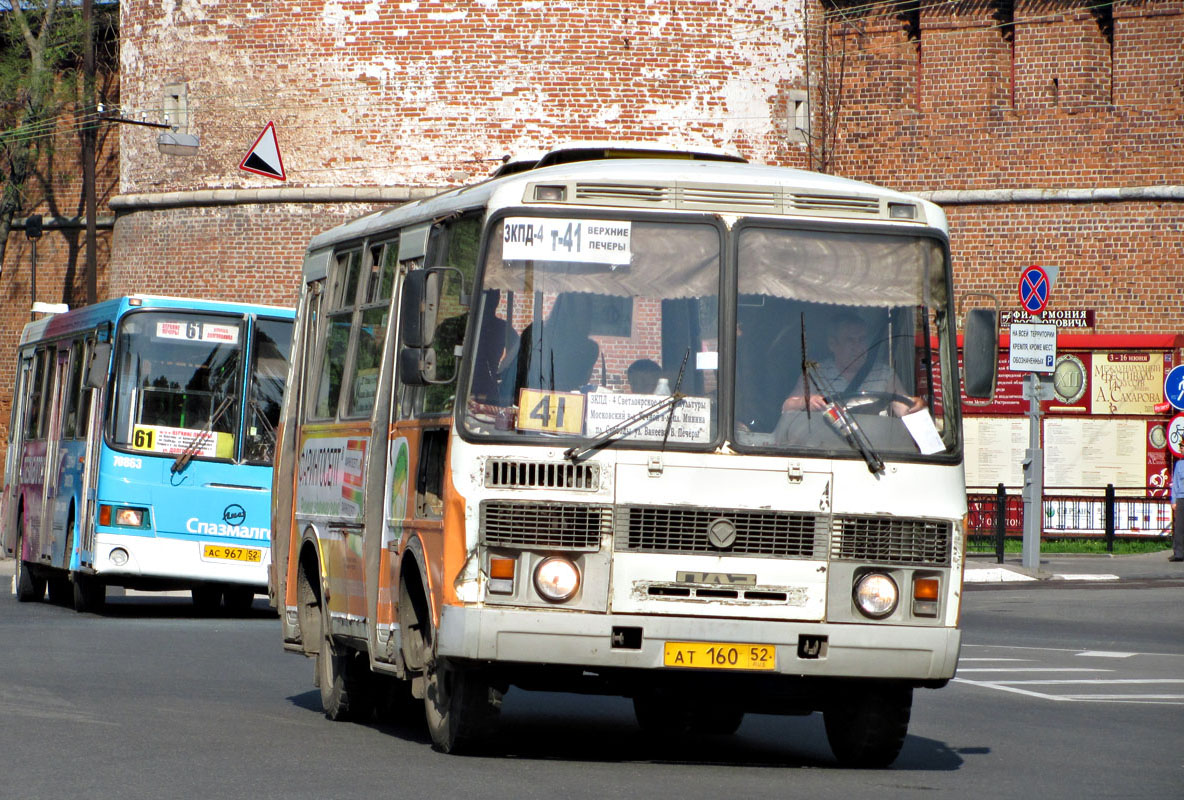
[305,154,946,265]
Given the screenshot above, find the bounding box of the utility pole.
[83,0,98,306]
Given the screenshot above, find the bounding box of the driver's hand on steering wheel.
[782,394,827,413]
[891,395,926,417]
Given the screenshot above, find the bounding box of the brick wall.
[118,0,806,194]
[815,0,1184,334]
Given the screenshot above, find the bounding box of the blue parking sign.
[1165,364,1184,411]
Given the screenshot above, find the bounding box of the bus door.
[19,348,51,564]
[77,337,105,568]
[41,346,72,569]
[1,354,34,559]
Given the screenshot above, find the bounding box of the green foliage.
[0,0,119,220]
[969,537,1171,555]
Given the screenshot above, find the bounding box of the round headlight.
[853,573,898,619]
[533,557,580,603]
[109,547,129,567]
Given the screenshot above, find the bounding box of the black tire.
[823,684,913,768]
[191,585,223,614]
[317,601,373,721]
[72,573,105,613]
[14,529,45,603]
[222,586,255,614]
[423,657,501,754]
[46,574,72,605]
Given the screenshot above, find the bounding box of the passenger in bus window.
[780,311,923,417]
[626,359,662,394]
[514,293,600,396]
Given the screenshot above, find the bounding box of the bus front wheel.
[423,657,502,754]
[823,684,912,768]
[73,574,105,613]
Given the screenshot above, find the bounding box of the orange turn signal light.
[913,577,940,601]
[489,557,516,580]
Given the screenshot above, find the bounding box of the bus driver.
[780,311,924,418]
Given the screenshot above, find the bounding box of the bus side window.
[24,349,50,441]
[313,250,362,419]
[345,240,397,418]
[422,213,480,415]
[62,339,85,439]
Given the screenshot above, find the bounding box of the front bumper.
[438,605,960,681]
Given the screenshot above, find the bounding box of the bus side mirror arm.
[85,343,112,390]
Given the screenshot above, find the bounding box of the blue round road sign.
[1019,265,1050,315]
[1165,364,1184,411]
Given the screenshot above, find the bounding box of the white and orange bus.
[271,144,997,765]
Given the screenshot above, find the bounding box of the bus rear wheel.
[14,531,45,603]
[823,684,912,768]
[317,601,373,721]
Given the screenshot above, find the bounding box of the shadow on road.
[288,686,968,771]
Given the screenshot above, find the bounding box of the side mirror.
[962,308,999,399]
[399,269,441,349]
[399,346,437,386]
[85,343,111,390]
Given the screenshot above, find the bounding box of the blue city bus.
[1,295,294,612]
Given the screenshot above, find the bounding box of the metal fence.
[967,484,1173,556]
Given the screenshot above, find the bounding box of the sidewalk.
[965,549,1184,584]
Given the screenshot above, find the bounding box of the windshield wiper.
[804,361,885,475]
[563,349,691,464]
[171,395,235,474]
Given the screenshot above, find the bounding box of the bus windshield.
[110,311,245,461]
[462,216,722,447]
[734,224,956,460]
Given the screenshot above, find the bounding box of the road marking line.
[989,679,1184,686]
[1051,574,1120,581]
[958,658,1036,662]
[957,668,1112,673]
[1075,650,1136,658]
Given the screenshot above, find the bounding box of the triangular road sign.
[240,121,285,180]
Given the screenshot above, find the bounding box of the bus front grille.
[830,515,951,566]
[615,506,825,558]
[484,459,600,491]
[480,501,610,551]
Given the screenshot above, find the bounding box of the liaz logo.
[223,504,247,526]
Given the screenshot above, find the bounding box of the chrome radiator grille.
[830,515,951,566]
[615,506,825,558]
[480,501,610,550]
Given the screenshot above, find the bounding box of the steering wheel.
[836,390,916,415]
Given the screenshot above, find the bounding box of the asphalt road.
[2,562,1181,800]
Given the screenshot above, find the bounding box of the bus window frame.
[103,307,252,463]
[310,248,364,421]
[454,207,730,452]
[344,239,400,420]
